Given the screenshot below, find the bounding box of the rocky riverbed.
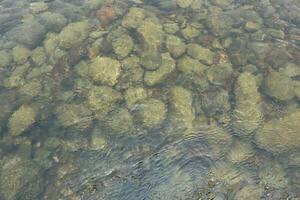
[0,0,300,199]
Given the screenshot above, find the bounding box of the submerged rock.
[134,98,167,129]
[12,45,31,65]
[227,140,255,164]
[187,44,215,65]
[112,34,134,58]
[8,105,37,136]
[255,110,300,153]
[176,0,193,8]
[166,35,186,58]
[87,86,121,118]
[0,156,43,200]
[264,71,295,101]
[137,18,164,46]
[39,12,67,32]
[140,47,162,71]
[124,87,148,109]
[0,50,12,68]
[56,104,93,131]
[168,86,195,133]
[205,14,233,37]
[144,53,176,86]
[89,57,121,86]
[122,7,145,28]
[10,21,46,48]
[58,20,90,49]
[206,63,233,86]
[232,72,263,136]
[103,108,134,134]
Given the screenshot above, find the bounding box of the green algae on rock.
[176,0,193,8]
[125,87,148,109]
[58,21,90,49]
[232,72,263,136]
[12,45,31,65]
[103,108,134,134]
[166,35,186,58]
[187,44,215,65]
[137,18,164,46]
[168,86,195,133]
[255,110,300,153]
[89,56,121,86]
[56,104,93,131]
[0,156,43,200]
[112,34,134,58]
[87,86,121,118]
[122,7,145,28]
[134,98,167,129]
[8,105,37,136]
[144,53,176,86]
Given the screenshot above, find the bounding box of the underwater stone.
[12,45,31,65]
[19,79,43,100]
[124,87,148,109]
[30,2,48,13]
[205,14,233,37]
[103,108,134,134]
[255,110,300,153]
[258,161,288,188]
[87,86,121,118]
[227,140,254,164]
[232,72,263,136]
[166,35,186,58]
[39,12,67,32]
[210,0,234,7]
[163,22,180,34]
[264,71,295,101]
[56,104,93,131]
[10,21,46,48]
[89,57,121,86]
[122,7,145,28]
[0,50,12,68]
[135,98,167,129]
[187,44,215,65]
[8,105,37,136]
[140,47,162,70]
[244,21,260,33]
[31,47,47,67]
[112,34,134,58]
[234,185,263,200]
[58,21,90,49]
[168,86,195,133]
[206,63,233,86]
[0,156,43,200]
[3,63,30,88]
[181,25,200,40]
[90,127,107,150]
[137,18,164,46]
[144,53,176,86]
[176,0,193,8]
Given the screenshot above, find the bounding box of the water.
[0,0,300,199]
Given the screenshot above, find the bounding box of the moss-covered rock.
[232,72,263,136]
[19,79,43,99]
[30,2,48,13]
[117,56,144,89]
[124,87,148,109]
[0,156,43,200]
[122,7,145,28]
[144,53,176,86]
[206,63,233,86]
[89,57,121,86]
[39,12,67,32]
[163,22,180,34]
[255,110,300,153]
[140,47,162,71]
[12,45,31,65]
[166,35,186,58]
[137,18,164,46]
[177,56,208,88]
[112,34,134,58]
[181,24,200,40]
[89,127,107,150]
[176,0,193,8]
[8,105,37,136]
[264,71,295,101]
[168,86,195,133]
[103,108,134,134]
[0,50,12,68]
[3,63,30,88]
[58,21,90,49]
[56,103,93,131]
[134,98,167,129]
[258,161,288,189]
[31,47,47,66]
[87,86,121,118]
[187,44,215,65]
[205,14,233,37]
[227,140,254,164]
[234,185,263,200]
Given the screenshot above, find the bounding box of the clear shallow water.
[0,0,300,199]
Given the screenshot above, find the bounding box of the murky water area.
[0,0,300,199]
